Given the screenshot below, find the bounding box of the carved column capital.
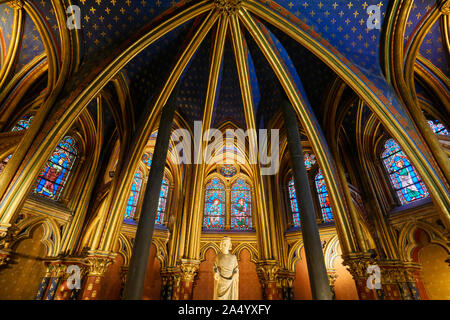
[214,0,242,15]
[256,260,279,283]
[7,0,23,9]
[440,0,450,14]
[342,252,375,279]
[179,259,199,282]
[85,253,115,277]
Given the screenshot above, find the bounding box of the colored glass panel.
[203,178,225,230]
[156,177,169,225]
[142,152,152,168]
[288,177,301,227]
[427,120,449,136]
[34,136,78,200]
[125,171,144,220]
[220,165,237,178]
[231,179,252,230]
[12,115,34,131]
[381,139,429,204]
[314,169,334,223]
[304,153,316,170]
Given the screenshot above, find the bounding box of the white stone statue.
[213,236,239,300]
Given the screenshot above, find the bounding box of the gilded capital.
[256,261,279,282]
[214,0,242,15]
[180,260,199,282]
[440,0,450,14]
[86,256,114,277]
[7,0,23,9]
[342,253,375,279]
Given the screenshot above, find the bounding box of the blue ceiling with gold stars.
[1,0,448,133]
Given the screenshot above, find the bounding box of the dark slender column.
[123,87,179,300]
[281,99,332,300]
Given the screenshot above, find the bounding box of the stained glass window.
[314,169,334,223]
[12,115,34,131]
[220,165,237,178]
[288,177,301,227]
[203,178,226,230]
[142,152,152,168]
[0,154,12,175]
[125,171,144,220]
[427,120,449,136]
[34,136,78,200]
[231,179,252,230]
[156,176,169,225]
[304,153,316,170]
[381,139,429,204]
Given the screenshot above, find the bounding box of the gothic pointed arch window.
[230,179,252,230]
[125,170,144,221]
[287,153,316,228]
[288,177,301,227]
[314,169,334,223]
[12,115,34,131]
[33,136,78,201]
[427,120,449,136]
[156,176,169,225]
[203,178,226,230]
[381,139,429,204]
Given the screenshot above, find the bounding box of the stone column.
[280,99,332,300]
[403,264,425,300]
[34,263,54,300]
[179,260,199,300]
[80,255,114,300]
[277,269,295,300]
[161,267,181,300]
[43,263,66,300]
[257,261,281,300]
[54,262,86,300]
[344,253,379,300]
[123,86,179,300]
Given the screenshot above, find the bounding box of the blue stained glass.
[381,139,429,204]
[231,179,252,230]
[125,171,144,220]
[156,177,169,225]
[220,165,237,178]
[314,169,334,223]
[203,178,225,230]
[12,115,34,131]
[142,152,152,168]
[427,120,449,136]
[34,136,78,200]
[288,177,301,227]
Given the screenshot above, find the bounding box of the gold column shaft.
[184,12,228,259]
[229,14,274,260]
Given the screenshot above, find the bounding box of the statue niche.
[213,237,239,300]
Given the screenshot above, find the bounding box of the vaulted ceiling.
[0,0,448,135]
